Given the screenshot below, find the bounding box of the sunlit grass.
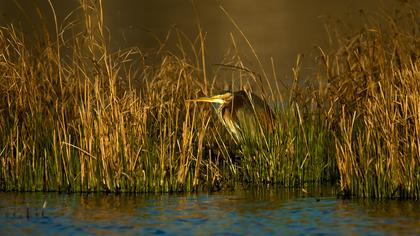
[317,1,420,198]
[0,0,418,198]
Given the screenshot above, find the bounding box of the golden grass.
[318,2,420,198]
[0,0,418,198]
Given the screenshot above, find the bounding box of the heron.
[187,90,275,144]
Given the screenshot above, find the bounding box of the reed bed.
[318,2,420,198]
[0,0,418,198]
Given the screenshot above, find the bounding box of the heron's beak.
[186,95,226,104]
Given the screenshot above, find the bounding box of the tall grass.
[0,0,207,192]
[0,0,418,198]
[318,2,420,198]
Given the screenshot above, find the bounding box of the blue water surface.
[0,187,418,235]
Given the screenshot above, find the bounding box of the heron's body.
[188,90,274,143]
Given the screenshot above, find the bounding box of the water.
[0,188,419,235]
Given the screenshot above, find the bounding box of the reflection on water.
[0,187,419,235]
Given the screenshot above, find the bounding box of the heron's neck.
[211,103,222,110]
[212,103,225,123]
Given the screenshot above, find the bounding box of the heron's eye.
[223,93,233,101]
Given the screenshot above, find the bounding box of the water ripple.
[0,190,419,235]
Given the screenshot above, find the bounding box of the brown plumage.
[187,90,275,143]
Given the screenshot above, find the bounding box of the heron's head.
[186,92,233,108]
